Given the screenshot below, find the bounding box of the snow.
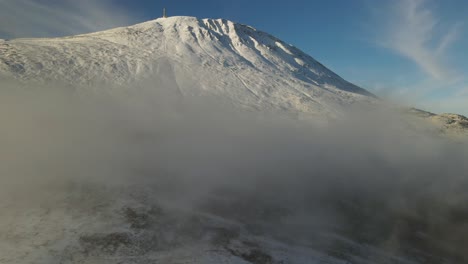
[0,184,352,264]
[0,16,376,117]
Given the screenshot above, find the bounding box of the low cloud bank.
[0,80,467,262]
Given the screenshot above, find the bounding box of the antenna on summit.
[163,7,167,18]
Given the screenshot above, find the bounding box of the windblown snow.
[0,16,375,116]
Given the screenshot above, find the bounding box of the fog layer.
[1,80,467,263]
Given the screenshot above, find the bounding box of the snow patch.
[295,58,306,66]
[275,41,294,55]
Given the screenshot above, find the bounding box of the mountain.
[0,16,375,116]
[1,17,468,264]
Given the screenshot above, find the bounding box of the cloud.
[379,0,460,80]
[0,0,138,38]
[366,0,468,116]
[0,79,467,262]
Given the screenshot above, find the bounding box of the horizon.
[0,0,466,116]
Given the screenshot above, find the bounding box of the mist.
[1,79,467,263]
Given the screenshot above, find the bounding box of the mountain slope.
[0,16,375,115]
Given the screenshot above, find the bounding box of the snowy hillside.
[0,16,375,116]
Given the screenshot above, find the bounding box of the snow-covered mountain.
[2,17,468,264]
[0,16,375,116]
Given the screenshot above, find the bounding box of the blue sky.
[0,0,467,115]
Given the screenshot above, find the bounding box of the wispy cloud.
[367,0,468,115]
[379,0,460,80]
[0,0,138,39]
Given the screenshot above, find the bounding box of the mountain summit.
[0,16,375,115]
